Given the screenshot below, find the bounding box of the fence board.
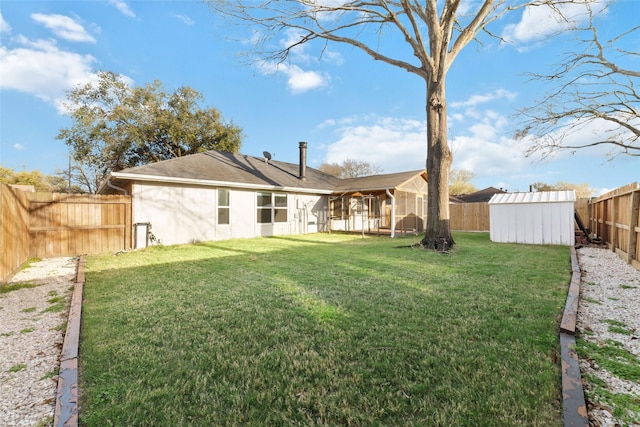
[1,184,31,282]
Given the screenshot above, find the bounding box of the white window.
[218,189,229,225]
[257,192,288,223]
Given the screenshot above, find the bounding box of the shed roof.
[489,190,576,204]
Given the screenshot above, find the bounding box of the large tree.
[208,0,558,251]
[57,71,244,193]
[0,166,72,192]
[519,8,639,159]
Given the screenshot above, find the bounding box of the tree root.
[414,236,456,252]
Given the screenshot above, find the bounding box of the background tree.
[57,71,244,193]
[519,9,639,159]
[530,181,596,198]
[319,159,383,179]
[0,166,68,192]
[208,0,562,251]
[449,169,477,195]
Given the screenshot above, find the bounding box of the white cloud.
[258,60,329,94]
[13,143,26,150]
[31,13,95,43]
[280,64,328,94]
[321,108,528,180]
[0,11,11,33]
[450,133,527,176]
[323,116,427,172]
[108,0,136,18]
[502,1,608,47]
[450,89,517,108]
[0,36,98,112]
[173,14,195,26]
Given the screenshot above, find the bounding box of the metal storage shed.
[488,190,576,246]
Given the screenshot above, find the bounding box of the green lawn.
[79,232,569,426]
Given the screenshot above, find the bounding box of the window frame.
[257,192,288,224]
[217,189,230,225]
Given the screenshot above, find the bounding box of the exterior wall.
[131,182,327,246]
[489,201,575,246]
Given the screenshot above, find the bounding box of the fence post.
[611,197,617,253]
[628,190,640,264]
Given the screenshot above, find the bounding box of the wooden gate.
[28,193,132,258]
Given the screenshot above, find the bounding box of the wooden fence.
[29,192,132,259]
[450,198,590,232]
[589,182,640,270]
[1,185,132,282]
[450,202,490,231]
[1,184,31,282]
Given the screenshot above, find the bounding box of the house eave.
[102,172,334,195]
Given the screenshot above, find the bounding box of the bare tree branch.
[518,5,640,159]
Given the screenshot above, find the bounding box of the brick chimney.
[299,141,307,181]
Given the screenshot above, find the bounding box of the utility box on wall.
[488,190,576,246]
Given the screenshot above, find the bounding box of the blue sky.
[1,0,638,195]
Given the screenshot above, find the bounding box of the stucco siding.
[131,182,329,246]
[133,182,217,246]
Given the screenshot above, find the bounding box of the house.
[99,143,428,246]
[451,186,507,203]
[331,170,428,236]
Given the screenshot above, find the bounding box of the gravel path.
[1,250,638,426]
[0,258,76,427]
[576,246,640,427]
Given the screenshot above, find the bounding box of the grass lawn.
[79,232,570,426]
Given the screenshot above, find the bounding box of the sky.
[0,0,638,195]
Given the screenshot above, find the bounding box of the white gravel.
[576,246,640,427]
[0,257,76,427]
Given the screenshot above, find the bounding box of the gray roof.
[101,150,427,195]
[333,170,427,193]
[103,150,340,193]
[454,186,506,203]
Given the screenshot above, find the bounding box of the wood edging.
[53,255,85,427]
[560,247,588,427]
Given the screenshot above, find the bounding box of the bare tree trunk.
[420,78,455,251]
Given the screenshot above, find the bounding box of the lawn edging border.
[53,255,85,427]
[559,247,588,427]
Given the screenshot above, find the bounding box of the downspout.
[386,188,395,238]
[106,180,128,195]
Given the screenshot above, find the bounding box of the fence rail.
[589,182,640,270]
